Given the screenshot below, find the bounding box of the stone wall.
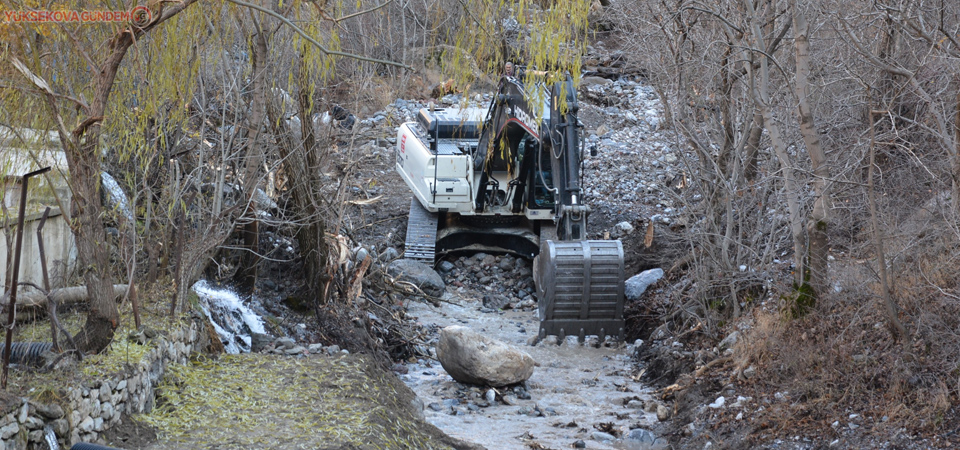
[0,322,199,450]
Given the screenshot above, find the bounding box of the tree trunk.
[229,18,272,295]
[743,0,806,291]
[65,138,119,353]
[279,52,329,297]
[49,0,201,353]
[743,111,764,181]
[867,110,908,342]
[233,219,260,292]
[954,87,960,215]
[791,0,830,298]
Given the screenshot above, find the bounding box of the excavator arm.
[473,73,588,238]
[472,72,626,343]
[545,74,588,241]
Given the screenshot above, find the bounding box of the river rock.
[307,343,325,353]
[482,294,511,310]
[285,346,306,355]
[435,326,535,387]
[275,337,296,350]
[380,247,399,262]
[78,417,94,433]
[480,254,497,267]
[624,427,669,450]
[52,418,69,437]
[657,404,671,421]
[355,247,370,263]
[33,402,64,420]
[437,261,456,274]
[625,268,664,300]
[626,428,656,443]
[718,331,739,351]
[592,431,616,442]
[22,416,42,430]
[0,423,16,442]
[581,76,613,88]
[388,259,446,297]
[613,221,635,237]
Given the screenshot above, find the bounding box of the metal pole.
[3,166,51,389]
[36,207,57,351]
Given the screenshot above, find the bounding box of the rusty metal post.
[36,207,59,351]
[3,166,50,389]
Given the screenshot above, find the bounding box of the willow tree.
[3,0,205,353]
[445,0,592,93]
[2,0,405,354]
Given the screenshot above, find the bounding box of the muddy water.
[402,291,659,450]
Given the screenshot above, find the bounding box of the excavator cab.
[531,141,555,210]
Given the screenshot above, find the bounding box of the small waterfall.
[192,280,266,353]
[101,171,135,225]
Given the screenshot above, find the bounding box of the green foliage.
[783,278,817,319]
[448,0,592,90]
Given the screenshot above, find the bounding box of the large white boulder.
[436,326,535,387]
[625,268,664,300]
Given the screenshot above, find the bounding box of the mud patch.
[101,415,159,449]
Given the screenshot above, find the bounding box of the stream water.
[100,171,135,226]
[402,291,663,450]
[44,425,58,450]
[192,280,265,353]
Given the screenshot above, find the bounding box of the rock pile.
[252,334,352,357]
[440,253,536,312]
[579,78,687,235]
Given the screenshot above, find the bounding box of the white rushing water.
[192,280,266,353]
[101,171,135,225]
[44,425,59,450]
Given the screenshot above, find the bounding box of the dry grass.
[138,353,458,450]
[732,247,960,442]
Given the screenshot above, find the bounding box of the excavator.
[395,71,626,342]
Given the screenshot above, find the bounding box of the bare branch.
[224,0,412,70]
[336,0,393,23]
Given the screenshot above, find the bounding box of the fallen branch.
[694,355,733,378]
[346,255,373,304]
[388,280,457,307]
[1,284,129,309]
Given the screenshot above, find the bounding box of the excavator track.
[404,197,439,263]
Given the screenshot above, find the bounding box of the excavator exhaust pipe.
[535,240,626,343]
